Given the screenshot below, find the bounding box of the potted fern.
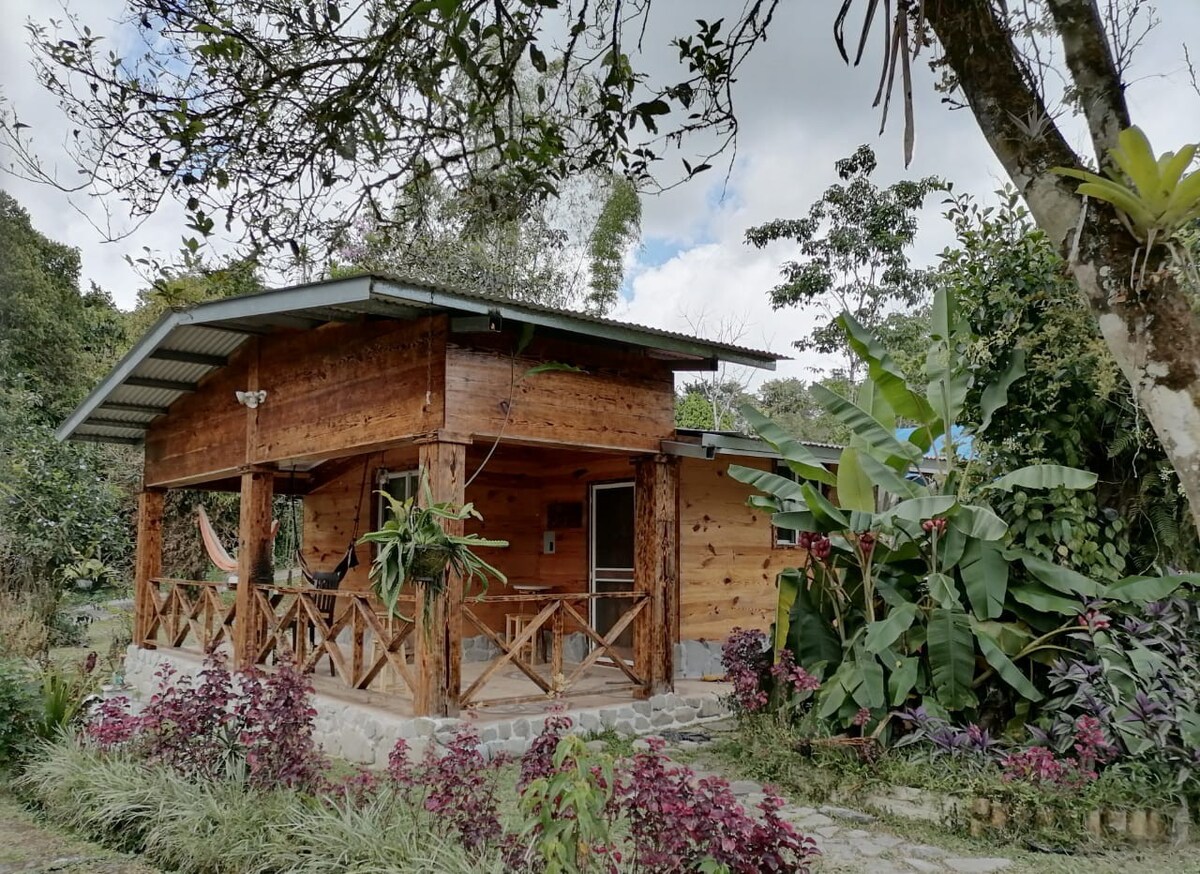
[357,476,508,620]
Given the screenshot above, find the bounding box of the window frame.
[376,468,420,528]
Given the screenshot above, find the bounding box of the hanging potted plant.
[357,475,508,621]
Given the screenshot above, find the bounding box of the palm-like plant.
[358,476,508,620]
[731,287,1197,728]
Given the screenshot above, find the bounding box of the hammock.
[197,504,280,574]
[289,458,370,590]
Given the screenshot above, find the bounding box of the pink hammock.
[197,505,280,574]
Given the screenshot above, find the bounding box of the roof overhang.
[58,275,783,444]
[663,429,943,475]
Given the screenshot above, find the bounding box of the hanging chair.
[197,504,280,574]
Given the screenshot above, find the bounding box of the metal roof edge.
[55,277,378,443]
[371,277,778,370]
[188,274,373,324]
[55,311,183,442]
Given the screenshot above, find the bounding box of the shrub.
[1038,596,1200,804]
[0,592,49,658]
[720,628,771,713]
[62,699,818,873]
[87,654,326,790]
[0,657,39,766]
[34,653,100,741]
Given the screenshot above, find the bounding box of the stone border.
[838,784,1193,847]
[122,645,730,768]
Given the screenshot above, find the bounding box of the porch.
[132,438,682,716]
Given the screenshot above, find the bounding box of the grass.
[21,741,509,874]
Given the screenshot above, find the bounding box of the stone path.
[650,733,1014,874]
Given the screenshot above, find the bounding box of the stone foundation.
[674,639,726,679]
[123,645,730,768]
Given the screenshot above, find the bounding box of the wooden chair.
[307,571,342,676]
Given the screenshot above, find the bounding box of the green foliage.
[35,657,98,741]
[1054,126,1200,251]
[22,742,505,873]
[10,3,769,267]
[0,194,137,597]
[674,380,748,431]
[0,658,39,767]
[358,474,508,618]
[942,190,1198,575]
[745,145,946,378]
[519,735,616,873]
[586,175,643,314]
[753,376,855,445]
[732,286,1187,728]
[334,173,639,314]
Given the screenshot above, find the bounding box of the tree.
[335,173,640,313]
[943,189,1198,574]
[9,1,1200,529]
[0,192,135,596]
[755,376,855,446]
[674,380,751,432]
[745,145,944,379]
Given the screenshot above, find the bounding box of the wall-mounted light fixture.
[235,389,268,409]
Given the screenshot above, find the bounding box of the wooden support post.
[133,489,166,648]
[634,454,680,695]
[414,438,468,716]
[234,467,275,670]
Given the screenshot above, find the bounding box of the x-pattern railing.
[460,592,650,707]
[252,586,417,694]
[145,579,236,652]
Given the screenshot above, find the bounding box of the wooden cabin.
[58,275,827,717]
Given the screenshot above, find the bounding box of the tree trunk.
[925,0,1200,535]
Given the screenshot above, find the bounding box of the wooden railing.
[143,579,236,652]
[250,586,417,694]
[459,592,650,707]
[143,579,416,694]
[141,582,653,710]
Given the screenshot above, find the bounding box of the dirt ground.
[0,795,158,874]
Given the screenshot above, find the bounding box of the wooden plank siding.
[299,447,799,652]
[677,456,801,642]
[444,332,675,453]
[144,319,676,487]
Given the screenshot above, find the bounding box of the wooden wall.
[300,445,638,632]
[143,348,251,485]
[145,317,446,486]
[300,446,802,644]
[144,317,677,487]
[444,332,675,453]
[678,456,800,641]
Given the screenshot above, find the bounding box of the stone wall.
[122,645,730,768]
[674,639,725,679]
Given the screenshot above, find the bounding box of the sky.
[2,1,1199,387]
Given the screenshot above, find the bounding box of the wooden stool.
[505,613,542,664]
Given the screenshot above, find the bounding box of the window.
[770,463,832,548]
[772,462,800,547]
[377,469,419,526]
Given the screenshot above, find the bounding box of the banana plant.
[732,287,1196,728]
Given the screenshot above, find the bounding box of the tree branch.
[1045,0,1131,161]
[924,0,1084,244]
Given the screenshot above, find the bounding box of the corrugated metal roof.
[58,274,785,445]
